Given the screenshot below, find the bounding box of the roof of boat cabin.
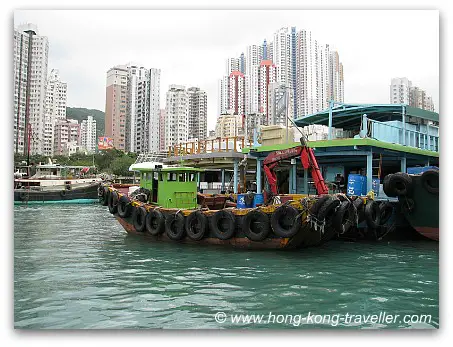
[132,165,204,172]
[294,103,439,128]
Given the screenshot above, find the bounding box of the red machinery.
[263,138,328,199]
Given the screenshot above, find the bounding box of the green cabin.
[132,165,203,209]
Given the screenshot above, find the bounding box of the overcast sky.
[13,9,439,131]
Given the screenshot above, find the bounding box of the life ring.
[210,210,236,240]
[420,169,439,195]
[379,201,393,225]
[133,206,147,232]
[332,200,357,234]
[386,172,413,197]
[102,187,110,206]
[243,210,270,241]
[165,212,186,241]
[117,195,132,218]
[108,191,119,214]
[145,209,165,235]
[309,195,330,217]
[270,205,300,238]
[317,197,341,221]
[364,200,380,229]
[185,211,207,241]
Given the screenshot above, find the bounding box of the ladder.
[372,153,383,180]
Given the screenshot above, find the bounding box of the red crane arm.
[263,145,328,196]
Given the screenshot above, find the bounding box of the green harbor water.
[14,204,439,329]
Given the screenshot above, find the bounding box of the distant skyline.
[13,10,439,131]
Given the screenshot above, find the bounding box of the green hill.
[66,107,105,138]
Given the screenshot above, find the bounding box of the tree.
[110,155,136,176]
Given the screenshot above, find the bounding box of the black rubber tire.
[383,174,394,197]
[270,205,300,238]
[353,197,365,223]
[185,211,207,241]
[165,212,186,241]
[387,172,413,197]
[98,184,104,198]
[309,195,330,216]
[379,201,393,225]
[336,194,348,202]
[102,187,110,206]
[108,191,118,214]
[243,210,270,241]
[60,190,67,198]
[117,195,132,218]
[210,210,236,240]
[332,200,355,234]
[420,169,439,195]
[132,206,147,232]
[364,200,381,229]
[317,197,341,221]
[145,209,165,235]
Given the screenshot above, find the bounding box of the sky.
[13,9,439,132]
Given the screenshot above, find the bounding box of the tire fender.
[165,212,186,241]
[270,205,301,238]
[364,200,380,229]
[210,210,236,240]
[185,211,207,241]
[133,206,147,232]
[108,191,119,214]
[145,209,165,235]
[243,210,270,241]
[117,195,132,218]
[420,169,439,195]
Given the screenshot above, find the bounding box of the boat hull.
[109,201,335,250]
[14,182,100,204]
[398,174,439,241]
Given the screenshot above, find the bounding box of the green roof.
[243,138,439,158]
[160,167,204,172]
[294,103,439,128]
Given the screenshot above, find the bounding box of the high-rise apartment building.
[165,85,188,148]
[159,109,166,151]
[258,60,277,123]
[215,113,242,138]
[125,64,148,153]
[329,50,344,105]
[228,71,246,116]
[43,69,67,156]
[187,87,208,141]
[105,65,128,151]
[219,26,344,121]
[389,78,435,111]
[14,23,49,155]
[81,115,97,154]
[390,77,412,104]
[226,58,240,75]
[54,119,80,156]
[125,65,161,153]
[268,82,294,126]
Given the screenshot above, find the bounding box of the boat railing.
[367,119,439,152]
[167,136,253,157]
